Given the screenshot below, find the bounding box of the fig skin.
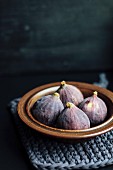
[79,91,107,125]
[31,93,64,126]
[57,102,90,130]
[57,81,84,106]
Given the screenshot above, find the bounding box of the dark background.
[1,0,113,75]
[1,1,113,170]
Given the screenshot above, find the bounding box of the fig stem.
[53,92,60,98]
[61,81,66,86]
[93,91,98,96]
[66,102,75,108]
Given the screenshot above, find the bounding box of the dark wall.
[1,0,113,75]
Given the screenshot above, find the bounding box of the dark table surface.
[1,71,113,170]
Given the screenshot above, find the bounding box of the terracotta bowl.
[17,82,113,141]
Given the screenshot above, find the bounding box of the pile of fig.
[31,81,107,130]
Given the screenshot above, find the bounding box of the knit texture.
[8,98,113,170]
[8,74,113,169]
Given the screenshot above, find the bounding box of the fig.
[79,91,107,125]
[57,102,90,130]
[31,92,64,126]
[57,81,84,106]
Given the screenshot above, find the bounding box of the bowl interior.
[26,85,113,129]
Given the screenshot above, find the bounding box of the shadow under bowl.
[17,81,113,141]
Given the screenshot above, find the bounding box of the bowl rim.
[17,81,113,140]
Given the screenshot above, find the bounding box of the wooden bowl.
[17,82,113,141]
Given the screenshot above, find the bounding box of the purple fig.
[57,81,84,106]
[57,102,90,130]
[31,92,64,126]
[79,91,107,125]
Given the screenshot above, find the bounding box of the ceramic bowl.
[17,82,113,141]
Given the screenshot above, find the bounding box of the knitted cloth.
[8,74,113,170]
[8,99,113,170]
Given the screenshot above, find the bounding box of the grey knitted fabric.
[8,97,113,170]
[8,74,113,169]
